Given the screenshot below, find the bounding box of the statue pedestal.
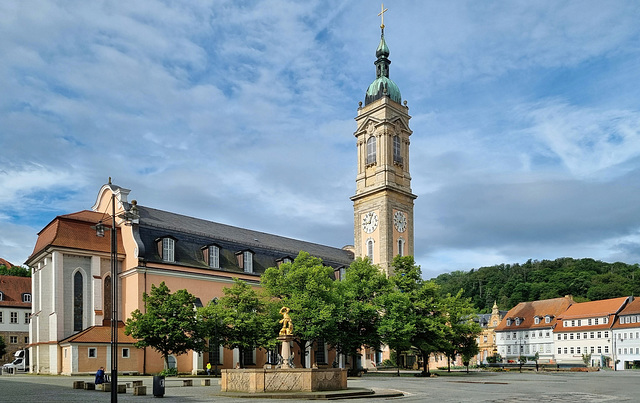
[220,368,347,393]
[278,334,294,369]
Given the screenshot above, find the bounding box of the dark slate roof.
[135,205,354,275]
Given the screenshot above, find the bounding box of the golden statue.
[279,306,293,336]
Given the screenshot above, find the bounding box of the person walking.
[206,362,211,375]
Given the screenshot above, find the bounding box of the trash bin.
[153,375,165,397]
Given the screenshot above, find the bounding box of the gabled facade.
[0,276,31,365]
[554,296,629,368]
[475,302,506,364]
[612,297,640,370]
[495,296,574,363]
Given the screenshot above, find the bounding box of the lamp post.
[93,187,138,403]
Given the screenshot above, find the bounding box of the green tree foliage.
[0,265,30,277]
[441,291,482,373]
[124,282,204,369]
[332,257,387,373]
[214,278,277,368]
[0,335,6,359]
[261,251,339,368]
[434,258,640,311]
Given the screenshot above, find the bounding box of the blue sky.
[2,1,640,279]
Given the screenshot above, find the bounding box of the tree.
[379,256,420,376]
[197,298,227,374]
[332,257,388,375]
[261,251,339,368]
[441,290,482,373]
[124,282,204,370]
[412,281,449,376]
[215,278,277,368]
[0,265,30,277]
[0,335,6,359]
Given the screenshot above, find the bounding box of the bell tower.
[351,6,417,276]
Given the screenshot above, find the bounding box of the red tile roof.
[0,258,14,267]
[612,298,640,330]
[555,297,629,332]
[28,210,124,262]
[59,322,138,344]
[494,296,574,331]
[0,276,31,307]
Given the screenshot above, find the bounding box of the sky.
[2,1,640,279]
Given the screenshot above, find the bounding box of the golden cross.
[378,3,388,29]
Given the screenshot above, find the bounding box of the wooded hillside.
[432,258,640,313]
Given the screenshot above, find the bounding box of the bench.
[182,379,193,387]
[72,380,84,389]
[84,382,95,390]
[134,385,147,396]
[201,379,211,386]
[125,380,144,388]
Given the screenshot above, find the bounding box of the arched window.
[73,271,83,331]
[366,136,376,165]
[104,275,112,323]
[367,239,374,263]
[397,238,405,257]
[393,135,402,164]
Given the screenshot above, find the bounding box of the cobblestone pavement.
[1,370,639,402]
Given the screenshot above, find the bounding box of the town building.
[475,302,506,364]
[25,15,415,375]
[554,296,629,368]
[0,276,31,365]
[494,296,574,364]
[611,297,640,370]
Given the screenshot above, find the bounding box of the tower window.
[367,239,374,263]
[393,135,402,164]
[366,136,376,165]
[397,238,405,257]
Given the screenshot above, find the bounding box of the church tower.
[352,8,417,276]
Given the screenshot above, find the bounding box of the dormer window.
[157,237,176,262]
[22,293,31,303]
[236,250,254,273]
[506,318,512,326]
[534,316,540,325]
[0,291,3,301]
[276,257,293,268]
[515,317,521,326]
[203,245,220,269]
[545,315,551,324]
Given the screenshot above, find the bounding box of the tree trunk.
[447,355,451,372]
[422,352,430,376]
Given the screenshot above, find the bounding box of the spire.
[365,4,402,105]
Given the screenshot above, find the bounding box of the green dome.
[364,30,401,105]
[365,76,402,105]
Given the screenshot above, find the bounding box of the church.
[26,13,416,375]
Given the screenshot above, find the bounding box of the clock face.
[394,211,407,232]
[362,211,378,233]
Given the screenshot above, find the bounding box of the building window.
[74,271,83,331]
[507,319,512,326]
[576,333,580,339]
[577,347,581,354]
[24,312,29,324]
[0,311,3,323]
[22,293,31,303]
[10,336,17,344]
[88,348,97,358]
[243,251,253,273]
[122,348,130,358]
[316,340,327,364]
[211,344,223,365]
[366,136,376,165]
[0,291,3,301]
[162,238,175,262]
[367,239,374,263]
[515,318,521,326]
[557,334,561,340]
[545,316,551,323]
[597,346,602,354]
[590,332,594,339]
[397,238,405,257]
[104,275,112,322]
[393,135,402,164]
[594,318,599,325]
[534,317,540,325]
[242,348,256,366]
[570,347,574,354]
[10,312,18,324]
[24,337,28,344]
[605,346,609,354]
[208,245,220,269]
[563,347,567,354]
[597,331,602,338]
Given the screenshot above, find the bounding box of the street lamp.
[92,184,138,403]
